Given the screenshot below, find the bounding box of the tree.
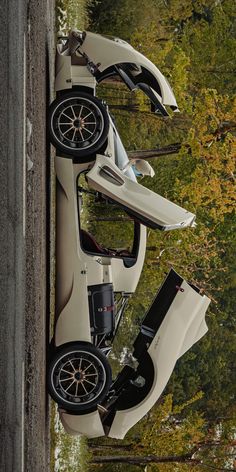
[90,453,236,470]
[89,395,236,471]
[87,2,236,466]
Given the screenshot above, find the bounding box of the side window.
[78,173,138,260]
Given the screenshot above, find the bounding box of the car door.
[86,155,196,231]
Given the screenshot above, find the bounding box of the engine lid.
[101,269,210,439]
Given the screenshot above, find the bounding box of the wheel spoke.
[65,379,76,392]
[81,382,89,395]
[62,126,74,136]
[61,368,74,375]
[75,382,79,397]
[60,376,74,382]
[78,105,83,119]
[83,127,93,135]
[69,360,76,372]
[79,128,85,141]
[72,128,77,141]
[83,362,93,373]
[84,122,96,125]
[83,111,92,120]
[71,105,76,119]
[84,373,98,377]
[84,379,97,387]
[62,111,72,120]
[60,122,73,125]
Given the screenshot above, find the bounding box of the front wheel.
[47,343,112,412]
[48,91,110,159]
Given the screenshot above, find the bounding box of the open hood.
[78,31,179,116]
[86,155,195,231]
[102,269,210,439]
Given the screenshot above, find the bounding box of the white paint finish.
[178,300,209,358]
[109,224,147,293]
[55,45,96,92]
[87,154,196,230]
[55,269,92,345]
[54,154,147,347]
[55,46,72,91]
[59,409,105,438]
[79,31,178,108]
[71,65,96,88]
[108,283,210,439]
[55,157,92,345]
[54,31,178,108]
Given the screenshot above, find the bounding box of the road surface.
[0,1,54,470]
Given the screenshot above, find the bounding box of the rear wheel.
[47,343,112,412]
[48,91,109,159]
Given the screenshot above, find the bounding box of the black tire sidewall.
[47,342,112,412]
[48,91,109,159]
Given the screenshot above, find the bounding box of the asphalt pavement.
[0,1,54,470]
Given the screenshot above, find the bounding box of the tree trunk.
[89,217,132,222]
[90,453,198,465]
[128,143,182,160]
[90,454,236,470]
[89,443,134,450]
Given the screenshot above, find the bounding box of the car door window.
[78,173,139,260]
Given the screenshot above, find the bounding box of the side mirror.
[123,159,155,178]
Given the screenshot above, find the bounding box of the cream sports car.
[47,30,210,438]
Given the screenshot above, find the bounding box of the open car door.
[78,31,179,116]
[101,269,210,439]
[86,155,195,231]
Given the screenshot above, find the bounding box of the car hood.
[79,31,179,115]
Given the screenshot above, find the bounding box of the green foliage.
[90,0,158,39]
[56,0,93,33]
[181,4,236,94]
[88,0,236,431]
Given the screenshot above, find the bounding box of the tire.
[48,91,109,159]
[47,343,112,412]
